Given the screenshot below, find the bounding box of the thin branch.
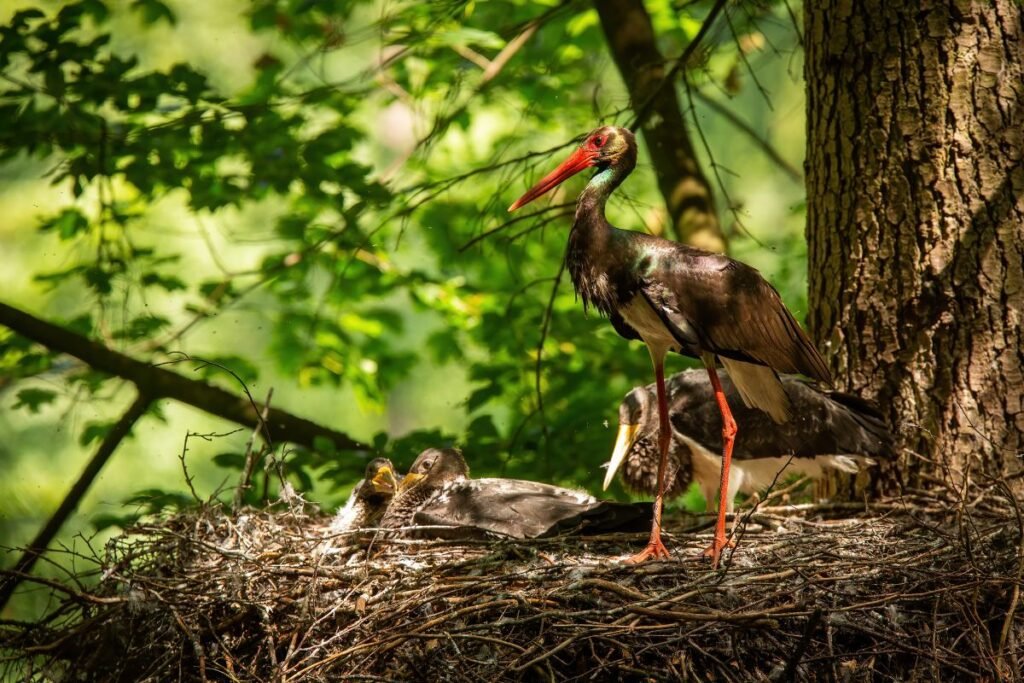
[0,391,152,612]
[691,88,802,182]
[0,300,368,452]
[458,202,574,253]
[629,0,729,130]
[724,9,773,110]
[534,258,566,444]
[782,0,804,47]
[235,388,274,509]
[682,78,765,247]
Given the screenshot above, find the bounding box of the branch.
[691,88,802,182]
[0,300,369,452]
[595,0,726,252]
[0,392,152,612]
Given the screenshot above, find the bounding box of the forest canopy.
[3,0,807,617]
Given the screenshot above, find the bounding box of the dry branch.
[0,392,152,612]
[0,300,368,452]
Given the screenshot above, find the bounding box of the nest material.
[4,486,1024,682]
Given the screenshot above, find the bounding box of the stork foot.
[625,538,672,564]
[702,535,737,569]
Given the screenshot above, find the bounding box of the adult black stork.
[603,369,893,512]
[331,458,400,533]
[508,126,832,566]
[381,448,651,539]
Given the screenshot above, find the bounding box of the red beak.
[507,147,599,212]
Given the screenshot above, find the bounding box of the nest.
[4,483,1024,682]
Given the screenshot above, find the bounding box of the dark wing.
[639,243,831,384]
[818,389,896,457]
[413,479,650,539]
[667,373,894,460]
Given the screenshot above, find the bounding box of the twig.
[235,388,274,509]
[0,392,151,612]
[534,259,566,444]
[629,0,728,130]
[691,88,802,182]
[781,608,822,681]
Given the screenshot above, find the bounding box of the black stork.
[380,448,651,539]
[508,126,832,566]
[331,458,400,533]
[603,369,893,512]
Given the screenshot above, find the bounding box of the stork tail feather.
[719,358,792,424]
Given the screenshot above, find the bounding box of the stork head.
[603,385,657,490]
[508,126,636,212]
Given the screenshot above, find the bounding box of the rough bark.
[595,0,726,252]
[805,0,1024,491]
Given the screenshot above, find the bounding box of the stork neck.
[576,166,619,219]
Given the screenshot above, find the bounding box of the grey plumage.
[383,448,651,539]
[604,369,894,511]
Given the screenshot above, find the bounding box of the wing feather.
[411,480,649,539]
[638,248,832,384]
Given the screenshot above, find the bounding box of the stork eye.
[592,135,606,148]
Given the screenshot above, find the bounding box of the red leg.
[702,358,738,568]
[626,354,672,563]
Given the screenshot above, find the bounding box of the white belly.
[620,295,688,359]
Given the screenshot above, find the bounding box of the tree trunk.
[595,0,726,252]
[805,0,1024,493]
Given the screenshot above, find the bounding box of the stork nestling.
[381,448,651,539]
[604,369,893,511]
[509,126,831,566]
[331,458,400,533]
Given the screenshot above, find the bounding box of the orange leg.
[626,354,672,563]
[702,358,738,568]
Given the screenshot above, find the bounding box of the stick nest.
[4,485,1024,682]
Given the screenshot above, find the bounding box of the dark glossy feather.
[382,448,650,539]
[612,370,894,500]
[666,371,891,458]
[413,479,652,539]
[633,237,831,383]
[563,127,831,386]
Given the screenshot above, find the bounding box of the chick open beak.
[603,423,640,490]
[370,465,398,494]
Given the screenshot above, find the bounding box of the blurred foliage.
[0,0,808,612]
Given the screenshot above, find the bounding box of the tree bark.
[595,0,726,252]
[805,0,1024,491]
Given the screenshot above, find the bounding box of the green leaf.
[79,421,113,446]
[131,0,176,25]
[213,451,247,470]
[432,27,505,50]
[140,272,186,292]
[91,511,141,532]
[12,387,58,413]
[38,209,89,240]
[123,488,193,513]
[466,383,501,413]
[112,315,170,340]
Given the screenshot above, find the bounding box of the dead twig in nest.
[2,485,1023,681]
